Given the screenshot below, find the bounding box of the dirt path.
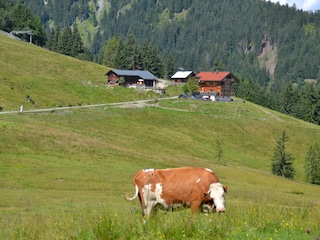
[0,97,178,115]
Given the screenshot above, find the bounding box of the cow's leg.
[141,185,156,218]
[138,192,148,217]
[190,201,202,214]
[144,201,154,217]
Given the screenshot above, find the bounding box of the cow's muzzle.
[216,207,226,213]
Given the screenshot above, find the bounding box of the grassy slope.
[0,32,320,238]
[0,32,105,110]
[1,102,320,214]
[0,33,161,111]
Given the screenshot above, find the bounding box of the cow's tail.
[125,184,139,201]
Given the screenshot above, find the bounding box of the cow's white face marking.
[209,183,226,212]
[196,178,201,183]
[142,183,167,216]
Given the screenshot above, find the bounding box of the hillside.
[1,32,320,238]
[0,32,106,111]
[1,97,320,238]
[0,32,164,112]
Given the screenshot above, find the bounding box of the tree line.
[46,25,92,61]
[101,32,176,78]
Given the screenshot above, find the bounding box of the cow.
[125,167,227,217]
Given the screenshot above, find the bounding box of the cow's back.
[155,167,218,183]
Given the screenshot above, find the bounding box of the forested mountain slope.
[21,0,320,87]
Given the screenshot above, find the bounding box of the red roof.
[196,71,231,81]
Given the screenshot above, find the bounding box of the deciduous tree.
[102,36,121,67]
[183,78,198,94]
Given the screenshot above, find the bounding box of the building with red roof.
[195,71,238,97]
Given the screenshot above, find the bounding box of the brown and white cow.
[125,167,227,217]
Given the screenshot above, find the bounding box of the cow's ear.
[223,186,228,193]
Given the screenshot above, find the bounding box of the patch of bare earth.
[261,109,283,122]
[258,36,277,77]
[113,101,194,112]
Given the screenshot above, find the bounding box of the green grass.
[1,199,319,239]
[1,105,320,239]
[1,32,320,239]
[0,32,162,111]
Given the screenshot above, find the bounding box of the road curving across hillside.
[0,97,178,115]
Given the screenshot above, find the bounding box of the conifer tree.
[148,47,163,77]
[71,24,84,57]
[280,84,298,115]
[165,53,175,80]
[114,39,127,69]
[58,26,73,56]
[213,59,224,71]
[141,41,152,71]
[299,83,320,124]
[126,32,139,70]
[271,130,295,179]
[47,27,56,51]
[305,143,320,185]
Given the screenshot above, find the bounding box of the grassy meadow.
[0,32,161,112]
[1,102,320,239]
[1,32,320,239]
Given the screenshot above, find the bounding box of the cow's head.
[208,183,227,213]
